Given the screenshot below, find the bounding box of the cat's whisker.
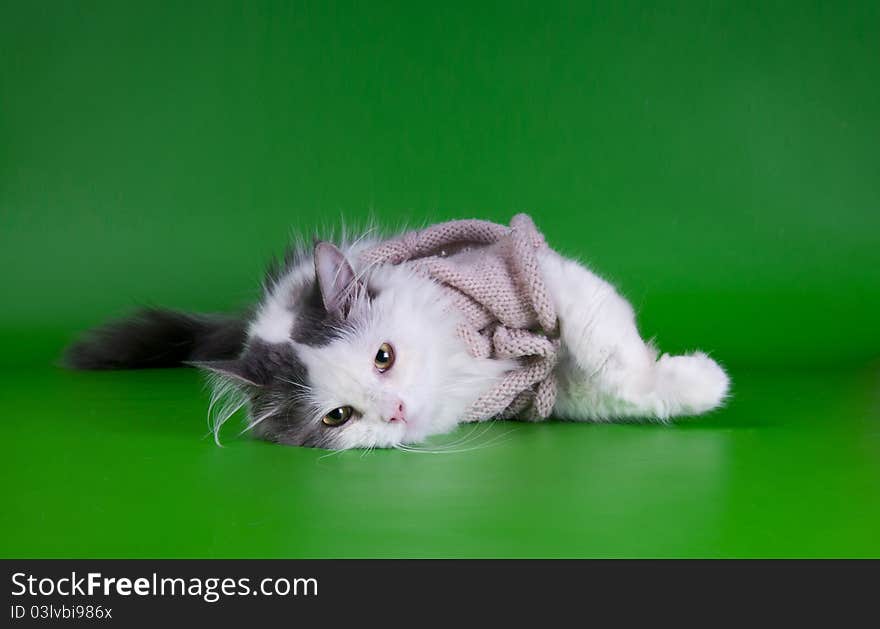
[406,421,521,454]
[433,426,495,450]
[237,406,280,435]
[347,226,379,250]
[274,376,312,392]
[422,421,487,450]
[350,257,383,287]
[400,432,475,453]
[317,447,348,463]
[449,420,498,447]
[396,427,520,455]
[203,372,250,446]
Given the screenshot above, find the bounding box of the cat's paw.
[656,352,730,416]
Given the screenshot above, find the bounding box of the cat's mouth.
[397,415,430,443]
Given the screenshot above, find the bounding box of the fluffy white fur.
[538,250,729,421]
[295,264,513,449]
[245,242,730,449]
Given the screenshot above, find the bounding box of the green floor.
[2,364,878,557]
[1,2,879,557]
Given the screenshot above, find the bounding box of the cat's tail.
[63,308,248,370]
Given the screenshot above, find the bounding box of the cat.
[65,216,730,450]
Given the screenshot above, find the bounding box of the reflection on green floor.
[2,364,878,558]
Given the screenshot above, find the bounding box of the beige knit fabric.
[359,214,560,422]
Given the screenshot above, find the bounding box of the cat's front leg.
[538,250,730,421]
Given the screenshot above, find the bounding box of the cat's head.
[197,241,488,449]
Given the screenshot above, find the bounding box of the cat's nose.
[385,400,407,423]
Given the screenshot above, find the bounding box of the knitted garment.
[359,214,560,422]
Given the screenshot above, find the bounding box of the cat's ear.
[187,359,264,388]
[314,241,359,317]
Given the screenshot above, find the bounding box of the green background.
[1,1,878,557]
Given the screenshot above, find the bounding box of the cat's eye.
[374,342,395,372]
[322,406,353,427]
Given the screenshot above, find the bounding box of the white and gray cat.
[66,219,729,450]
